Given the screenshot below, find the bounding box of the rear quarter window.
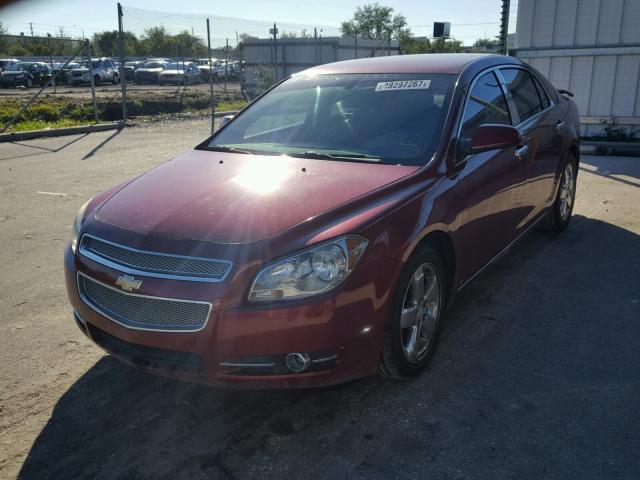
[500,68,545,123]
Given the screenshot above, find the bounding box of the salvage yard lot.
[0,123,639,479]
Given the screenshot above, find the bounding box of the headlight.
[248,235,368,302]
[71,199,91,253]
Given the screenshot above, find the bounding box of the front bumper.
[64,241,400,389]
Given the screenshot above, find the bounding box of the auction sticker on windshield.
[375,80,431,91]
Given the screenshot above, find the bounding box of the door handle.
[555,120,566,133]
[515,145,529,159]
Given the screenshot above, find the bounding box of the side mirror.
[220,115,234,127]
[469,124,520,153]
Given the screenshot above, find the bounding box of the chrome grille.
[78,273,211,331]
[80,234,231,282]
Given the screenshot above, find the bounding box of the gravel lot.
[0,81,241,100]
[1,122,639,479]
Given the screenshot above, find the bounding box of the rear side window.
[500,68,544,123]
[533,75,551,109]
[460,71,511,140]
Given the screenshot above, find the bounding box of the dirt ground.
[0,123,639,479]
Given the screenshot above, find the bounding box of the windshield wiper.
[208,145,254,155]
[289,150,382,163]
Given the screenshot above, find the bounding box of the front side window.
[460,71,511,141]
[205,73,456,166]
[500,68,544,123]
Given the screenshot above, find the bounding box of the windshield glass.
[6,63,28,71]
[143,61,165,68]
[79,60,99,69]
[165,63,186,70]
[205,73,455,165]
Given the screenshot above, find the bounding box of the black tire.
[93,75,101,86]
[378,244,447,379]
[25,77,33,88]
[112,73,119,84]
[537,155,578,233]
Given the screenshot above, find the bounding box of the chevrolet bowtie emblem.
[115,274,142,292]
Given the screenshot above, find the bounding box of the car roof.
[304,53,521,76]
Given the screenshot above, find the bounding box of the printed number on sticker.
[375,80,431,92]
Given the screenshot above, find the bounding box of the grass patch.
[217,99,248,112]
[7,118,95,132]
[1,92,247,131]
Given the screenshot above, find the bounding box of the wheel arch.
[411,230,457,303]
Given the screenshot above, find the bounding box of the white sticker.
[375,80,431,92]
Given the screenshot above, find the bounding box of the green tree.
[401,36,463,54]
[341,3,411,41]
[472,37,500,52]
[0,21,8,53]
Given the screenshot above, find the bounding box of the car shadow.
[580,154,640,187]
[18,215,640,479]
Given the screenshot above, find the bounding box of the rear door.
[499,67,563,222]
[455,70,530,282]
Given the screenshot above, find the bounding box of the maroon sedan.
[65,54,579,388]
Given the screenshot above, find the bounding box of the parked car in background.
[50,62,79,84]
[1,62,51,88]
[123,61,144,81]
[65,54,580,389]
[134,59,170,84]
[197,59,218,82]
[70,58,119,86]
[158,62,201,85]
[0,58,20,73]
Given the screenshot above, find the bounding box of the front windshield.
[6,63,28,71]
[165,63,185,70]
[205,73,455,165]
[144,61,165,68]
[79,60,99,69]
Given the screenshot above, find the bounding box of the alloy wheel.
[400,262,441,363]
[558,162,576,221]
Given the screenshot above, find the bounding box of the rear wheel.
[538,156,577,232]
[112,73,119,84]
[379,245,446,379]
[93,75,101,86]
[25,77,33,88]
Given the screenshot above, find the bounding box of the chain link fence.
[1,3,403,134]
[0,34,113,133]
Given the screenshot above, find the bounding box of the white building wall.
[516,0,640,137]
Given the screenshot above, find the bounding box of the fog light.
[285,353,311,373]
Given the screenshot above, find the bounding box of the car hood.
[160,69,185,75]
[137,68,163,73]
[71,68,90,73]
[2,71,24,76]
[96,149,419,243]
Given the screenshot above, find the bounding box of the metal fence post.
[273,23,278,81]
[117,2,128,123]
[224,38,228,95]
[86,40,99,123]
[206,18,215,134]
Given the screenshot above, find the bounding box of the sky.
[0,0,518,47]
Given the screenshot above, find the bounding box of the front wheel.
[112,73,119,84]
[25,77,33,88]
[379,245,446,379]
[538,156,577,232]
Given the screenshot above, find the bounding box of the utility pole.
[499,0,510,55]
[29,22,34,36]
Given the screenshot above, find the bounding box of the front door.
[455,70,530,283]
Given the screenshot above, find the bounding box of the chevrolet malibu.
[65,54,580,388]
